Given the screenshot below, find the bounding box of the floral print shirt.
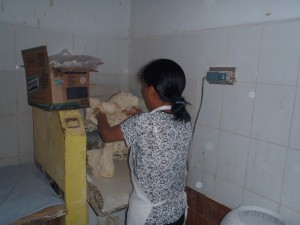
[121,111,192,225]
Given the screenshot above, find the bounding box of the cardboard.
[21,46,90,110]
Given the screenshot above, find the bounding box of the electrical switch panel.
[206,67,236,85]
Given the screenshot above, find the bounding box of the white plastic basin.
[220,206,287,225]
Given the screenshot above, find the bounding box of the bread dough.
[85,91,142,177]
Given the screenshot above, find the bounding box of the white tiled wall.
[1,3,300,225]
[128,19,300,225]
[290,89,300,149]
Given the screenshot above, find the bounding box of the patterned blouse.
[120,110,192,225]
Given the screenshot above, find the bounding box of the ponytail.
[171,97,191,122]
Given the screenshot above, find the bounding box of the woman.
[95,59,192,225]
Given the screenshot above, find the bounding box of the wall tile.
[178,32,202,79]
[0,23,15,70]
[159,34,180,62]
[191,125,219,175]
[198,83,223,129]
[92,73,128,91]
[281,148,300,211]
[89,72,99,85]
[206,219,217,225]
[75,35,127,74]
[1,10,300,224]
[0,71,17,115]
[259,20,300,85]
[19,154,34,164]
[205,195,231,224]
[252,84,295,145]
[194,193,206,216]
[189,125,204,171]
[183,77,198,113]
[127,73,141,97]
[142,37,161,65]
[217,132,249,186]
[187,165,203,192]
[186,187,231,225]
[16,70,32,114]
[199,29,228,72]
[191,77,205,124]
[186,187,206,217]
[186,77,206,126]
[0,115,18,158]
[243,190,279,212]
[221,83,255,136]
[289,87,300,150]
[18,113,34,155]
[16,25,46,66]
[185,208,194,225]
[280,206,300,225]
[298,64,300,87]
[46,30,74,55]
[194,212,206,225]
[201,172,215,201]
[116,39,129,74]
[0,158,19,167]
[97,37,127,74]
[245,139,286,202]
[214,177,244,209]
[129,38,145,73]
[227,25,262,83]
[74,33,98,56]
[186,187,197,212]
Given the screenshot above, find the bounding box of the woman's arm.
[95,110,125,143]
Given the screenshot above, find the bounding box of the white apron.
[126,105,188,225]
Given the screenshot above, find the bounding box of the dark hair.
[138,59,191,122]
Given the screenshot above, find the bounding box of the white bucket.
[220,206,287,225]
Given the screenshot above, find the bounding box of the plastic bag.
[49,49,103,70]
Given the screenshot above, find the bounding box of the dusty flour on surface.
[96,215,120,225]
[107,216,120,225]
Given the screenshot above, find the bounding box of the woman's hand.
[123,106,142,116]
[93,107,124,143]
[94,107,102,118]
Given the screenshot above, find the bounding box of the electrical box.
[206,67,236,85]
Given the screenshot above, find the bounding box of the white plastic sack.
[49,49,103,70]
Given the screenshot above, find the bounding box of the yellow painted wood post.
[33,108,88,225]
[59,110,87,225]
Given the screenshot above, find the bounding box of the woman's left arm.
[95,110,125,143]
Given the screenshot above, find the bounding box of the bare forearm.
[95,111,124,143]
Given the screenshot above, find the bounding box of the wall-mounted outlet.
[206,67,236,85]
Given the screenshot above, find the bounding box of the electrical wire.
[192,76,206,137]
